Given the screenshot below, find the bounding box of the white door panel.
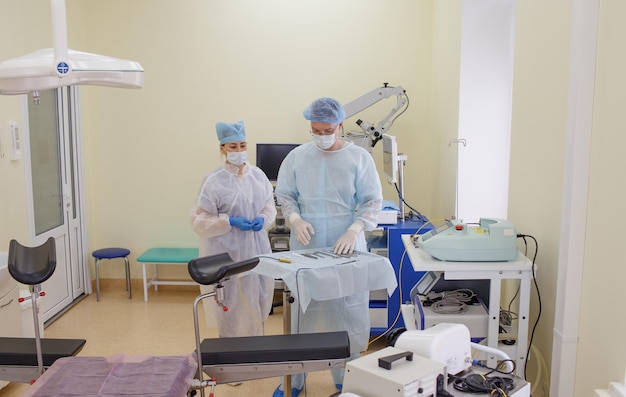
[23,87,86,323]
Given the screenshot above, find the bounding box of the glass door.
[25,87,85,322]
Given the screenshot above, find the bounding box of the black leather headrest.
[188,253,259,285]
[8,237,56,286]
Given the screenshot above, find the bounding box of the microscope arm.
[342,83,408,147]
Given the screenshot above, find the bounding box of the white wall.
[4,1,626,396]
[508,0,572,394]
[0,0,53,247]
[76,0,434,281]
[575,0,626,394]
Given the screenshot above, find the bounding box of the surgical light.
[0,0,144,96]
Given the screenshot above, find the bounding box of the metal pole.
[397,154,407,220]
[283,286,292,397]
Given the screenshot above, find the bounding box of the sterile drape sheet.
[254,248,397,312]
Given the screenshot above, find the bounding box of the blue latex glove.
[229,216,254,231]
[251,217,264,232]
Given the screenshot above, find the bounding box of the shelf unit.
[401,234,534,378]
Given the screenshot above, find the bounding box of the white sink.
[0,251,12,289]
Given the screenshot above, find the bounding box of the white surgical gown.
[275,141,383,387]
[191,162,276,337]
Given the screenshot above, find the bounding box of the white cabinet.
[0,279,21,390]
[0,281,21,337]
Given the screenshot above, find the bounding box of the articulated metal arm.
[342,82,408,147]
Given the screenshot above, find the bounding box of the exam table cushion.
[200,331,350,365]
[0,337,86,366]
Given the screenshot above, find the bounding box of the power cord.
[450,373,515,396]
[424,289,476,315]
[393,182,428,222]
[517,233,540,381]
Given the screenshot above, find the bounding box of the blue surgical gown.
[275,141,383,354]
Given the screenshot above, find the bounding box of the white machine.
[342,346,446,397]
[415,218,519,262]
[404,295,489,340]
[341,323,530,397]
[401,272,489,340]
[393,323,472,376]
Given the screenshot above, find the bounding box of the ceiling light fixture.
[0,0,144,95]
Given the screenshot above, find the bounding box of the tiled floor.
[0,281,386,397]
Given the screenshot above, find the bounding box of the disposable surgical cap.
[303,97,346,124]
[216,120,246,145]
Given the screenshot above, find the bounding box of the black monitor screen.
[256,143,299,181]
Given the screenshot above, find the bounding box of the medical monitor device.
[416,218,519,262]
[410,271,443,299]
[256,143,299,182]
[382,134,398,184]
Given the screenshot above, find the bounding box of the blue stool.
[92,248,131,302]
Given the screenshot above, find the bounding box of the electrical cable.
[517,233,541,381]
[369,216,451,346]
[393,182,428,222]
[450,373,516,396]
[409,218,449,243]
[424,289,476,314]
[368,247,408,346]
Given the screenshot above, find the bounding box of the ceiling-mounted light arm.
[0,0,144,96]
[51,0,69,77]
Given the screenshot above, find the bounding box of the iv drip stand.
[397,153,407,220]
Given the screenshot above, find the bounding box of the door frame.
[20,86,91,321]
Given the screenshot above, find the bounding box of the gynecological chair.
[188,253,350,397]
[0,238,86,384]
[1,247,349,397]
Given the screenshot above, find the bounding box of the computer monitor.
[256,143,299,182]
[382,134,398,184]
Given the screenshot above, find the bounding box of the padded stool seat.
[92,248,131,302]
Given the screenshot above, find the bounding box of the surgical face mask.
[226,150,248,166]
[312,133,336,150]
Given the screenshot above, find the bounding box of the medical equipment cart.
[401,234,534,378]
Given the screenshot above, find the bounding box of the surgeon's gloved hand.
[229,216,254,231]
[334,230,358,255]
[333,220,365,255]
[289,214,314,246]
[252,217,264,232]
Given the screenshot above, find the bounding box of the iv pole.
[397,153,407,220]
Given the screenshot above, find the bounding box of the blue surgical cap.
[303,97,346,124]
[216,120,246,145]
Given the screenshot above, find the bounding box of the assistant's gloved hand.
[289,214,314,246]
[333,230,358,255]
[229,216,254,231]
[251,217,264,232]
